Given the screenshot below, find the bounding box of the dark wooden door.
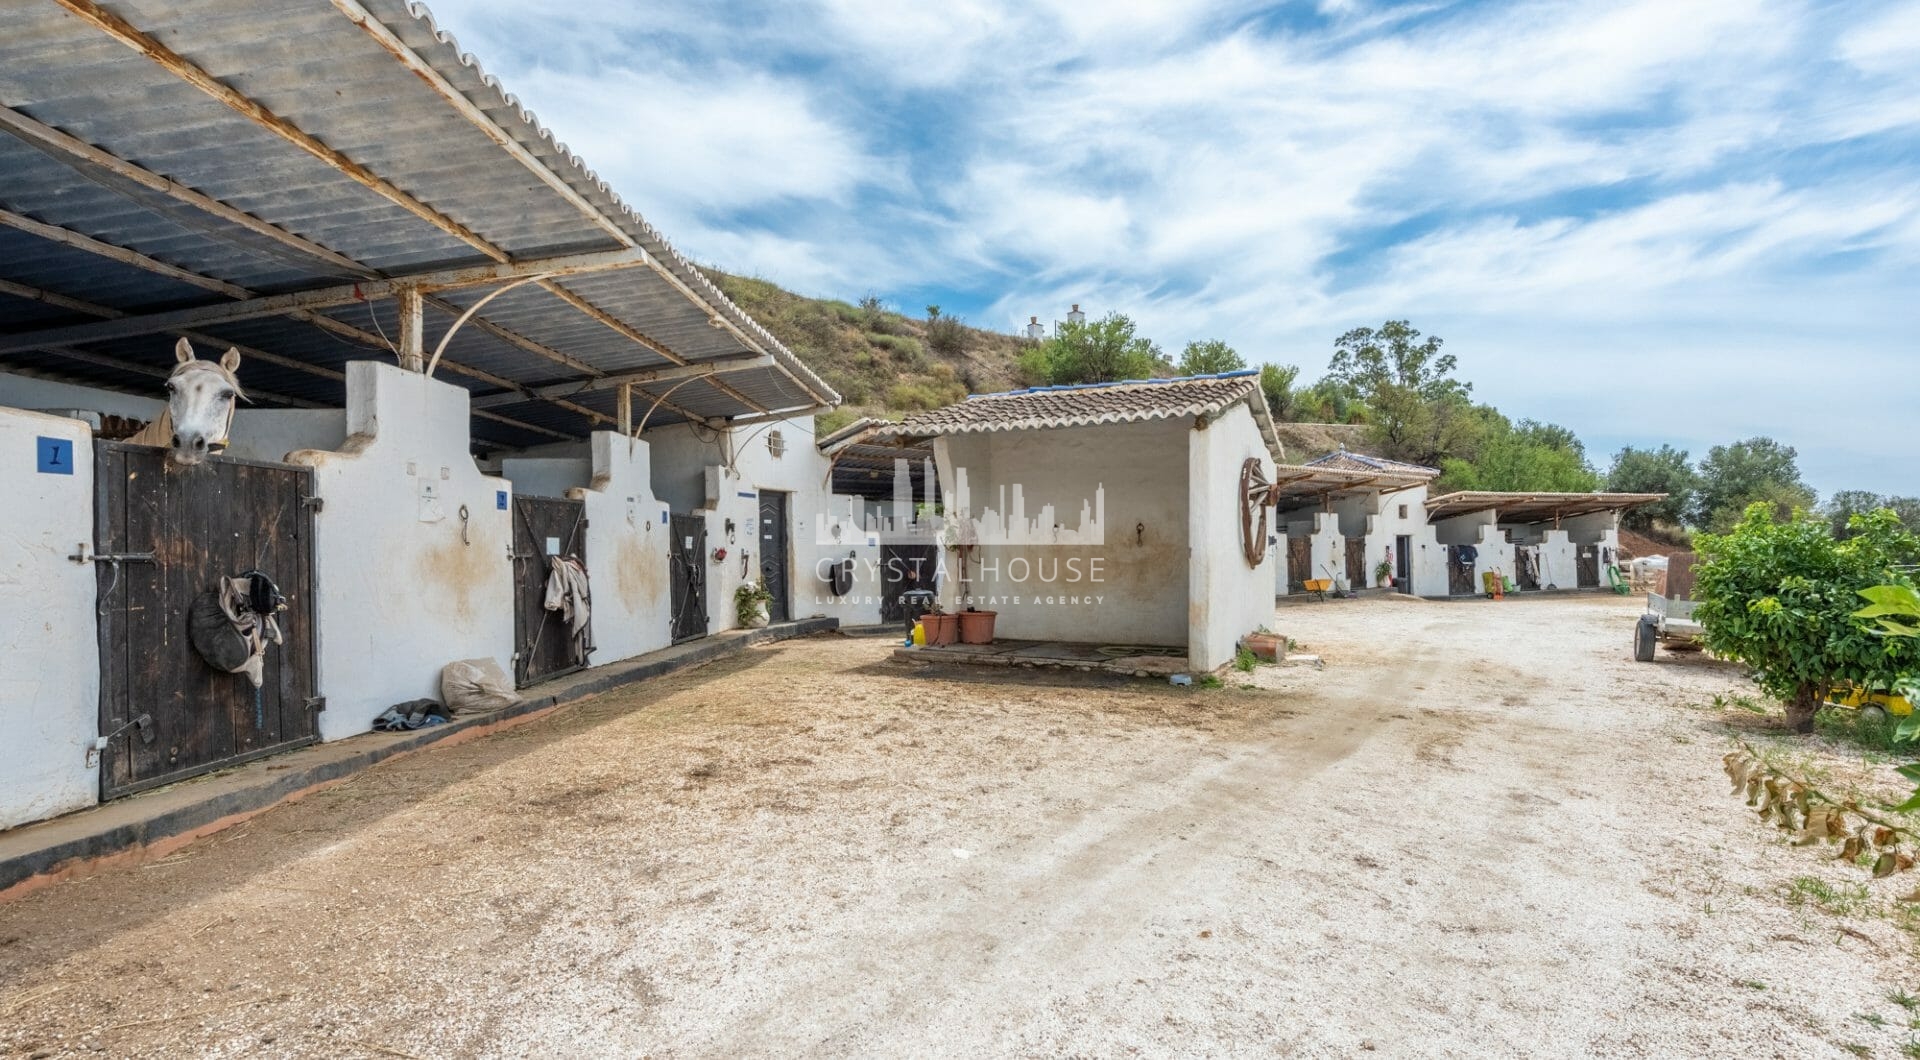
[758,491,790,623]
[1446,546,1476,595]
[511,495,587,687]
[1286,535,1311,592]
[1394,535,1413,594]
[1514,547,1540,591]
[1345,537,1367,588]
[670,514,708,643]
[1576,545,1600,588]
[93,441,319,801]
[879,545,937,623]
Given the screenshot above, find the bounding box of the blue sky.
[422,0,1920,497]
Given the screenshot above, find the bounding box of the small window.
[767,429,785,458]
[1398,504,1409,519]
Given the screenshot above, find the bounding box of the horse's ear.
[174,337,195,364]
[219,347,242,374]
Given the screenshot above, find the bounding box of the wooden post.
[617,383,632,437]
[395,285,424,371]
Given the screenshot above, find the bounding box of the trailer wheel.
[1634,615,1658,662]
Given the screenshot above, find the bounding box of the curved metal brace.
[633,373,712,438]
[424,273,550,377]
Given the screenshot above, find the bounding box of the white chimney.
[1066,303,1086,325]
[1025,315,1045,340]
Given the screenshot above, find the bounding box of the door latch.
[87,713,153,768]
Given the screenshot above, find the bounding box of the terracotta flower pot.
[925,612,960,646]
[1242,632,1285,662]
[958,609,997,644]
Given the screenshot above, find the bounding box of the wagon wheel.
[1239,458,1270,568]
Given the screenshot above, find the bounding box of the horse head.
[165,338,244,466]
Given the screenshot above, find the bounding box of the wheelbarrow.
[1302,577,1333,601]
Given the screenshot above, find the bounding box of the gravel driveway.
[3,593,1916,1057]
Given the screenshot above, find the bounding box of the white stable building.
[880,372,1318,672]
[0,0,872,831]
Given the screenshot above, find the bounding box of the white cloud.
[417,0,1920,493]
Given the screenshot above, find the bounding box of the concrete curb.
[0,617,836,901]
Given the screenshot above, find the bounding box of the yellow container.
[1833,684,1914,716]
[911,621,926,647]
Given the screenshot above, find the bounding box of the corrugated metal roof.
[1426,491,1668,522]
[0,0,837,445]
[880,371,1272,440]
[1302,448,1441,478]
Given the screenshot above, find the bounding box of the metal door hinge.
[302,496,325,512]
[304,696,327,714]
[69,544,156,566]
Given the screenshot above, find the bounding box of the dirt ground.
[4,594,1919,1057]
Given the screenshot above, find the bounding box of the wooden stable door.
[92,441,320,800]
[1286,535,1311,592]
[758,491,790,623]
[669,514,708,643]
[1576,545,1601,588]
[510,495,587,687]
[1344,537,1367,588]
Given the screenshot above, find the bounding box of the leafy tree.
[1827,490,1920,539]
[1326,320,1475,466]
[1607,445,1697,531]
[1693,506,1919,732]
[1016,312,1166,386]
[1695,437,1815,531]
[1258,364,1301,421]
[1438,417,1599,492]
[1177,339,1246,376]
[1295,376,1367,424]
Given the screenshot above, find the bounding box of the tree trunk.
[1785,687,1823,734]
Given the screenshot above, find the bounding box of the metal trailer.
[1634,592,1703,662]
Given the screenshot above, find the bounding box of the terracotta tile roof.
[1303,448,1441,478]
[878,372,1274,446]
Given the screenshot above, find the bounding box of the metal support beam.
[0,248,651,355]
[616,385,632,438]
[0,208,250,299]
[0,277,570,442]
[395,286,425,371]
[467,354,770,409]
[27,346,326,409]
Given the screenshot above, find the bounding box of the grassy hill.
[702,269,1032,435]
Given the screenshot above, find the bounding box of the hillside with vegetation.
[703,270,1031,436]
[708,271,1915,544]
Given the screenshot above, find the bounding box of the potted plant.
[923,604,960,646]
[1374,560,1393,588]
[734,580,773,628]
[957,607,997,644]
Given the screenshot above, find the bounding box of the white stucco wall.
[501,456,593,499]
[934,417,1190,648]
[567,433,671,663]
[1187,402,1279,671]
[0,408,100,829]
[1282,513,1345,589]
[647,416,867,633]
[288,362,514,741]
[1360,485,1440,593]
[226,409,348,465]
[0,372,161,423]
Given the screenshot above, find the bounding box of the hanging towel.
[543,555,595,663]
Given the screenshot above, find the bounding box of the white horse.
[127,338,244,466]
